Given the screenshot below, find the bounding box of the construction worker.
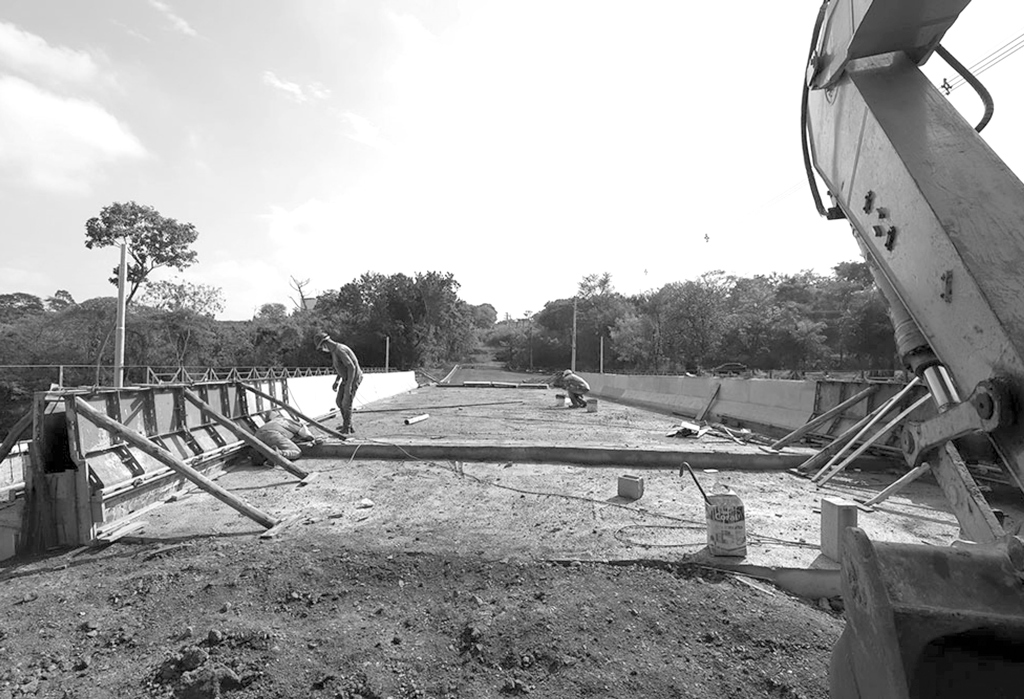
[556,369,590,408]
[251,414,319,465]
[315,331,363,434]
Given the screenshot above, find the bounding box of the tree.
[0,293,46,325]
[85,201,200,304]
[289,276,312,311]
[255,303,289,321]
[139,279,224,317]
[45,290,76,312]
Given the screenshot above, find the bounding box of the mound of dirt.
[0,536,841,698]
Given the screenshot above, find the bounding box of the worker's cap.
[314,331,331,349]
[562,369,573,376]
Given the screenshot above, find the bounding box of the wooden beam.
[0,410,33,465]
[73,397,277,530]
[860,463,931,508]
[238,382,347,441]
[770,385,879,450]
[696,383,722,423]
[932,442,1004,544]
[810,377,922,481]
[181,389,314,484]
[816,394,931,486]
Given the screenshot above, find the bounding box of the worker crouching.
[250,414,321,466]
[555,369,590,408]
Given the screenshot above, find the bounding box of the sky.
[1,1,1023,321]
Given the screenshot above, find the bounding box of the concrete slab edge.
[310,443,807,470]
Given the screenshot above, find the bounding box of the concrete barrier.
[287,372,417,420]
[579,372,931,442]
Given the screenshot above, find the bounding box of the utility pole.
[113,239,128,388]
[600,335,604,374]
[385,336,390,373]
[571,296,577,371]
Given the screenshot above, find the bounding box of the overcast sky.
[2,1,1023,321]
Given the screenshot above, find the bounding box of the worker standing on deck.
[251,413,319,465]
[555,369,590,408]
[315,331,363,434]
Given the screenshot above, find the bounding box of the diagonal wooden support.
[696,383,722,423]
[238,382,347,441]
[770,384,879,451]
[73,397,277,530]
[182,389,316,485]
[811,377,921,482]
[0,410,34,465]
[816,394,931,487]
[859,463,931,508]
[932,442,1004,544]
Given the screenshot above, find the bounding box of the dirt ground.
[2,367,1018,698]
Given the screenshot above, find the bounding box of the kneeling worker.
[556,369,590,408]
[251,414,320,465]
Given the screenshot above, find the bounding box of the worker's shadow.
[606,495,639,505]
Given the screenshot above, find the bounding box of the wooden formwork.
[17,378,291,556]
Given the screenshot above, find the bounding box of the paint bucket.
[555,394,567,407]
[586,398,598,413]
[705,493,747,557]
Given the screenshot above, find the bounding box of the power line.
[941,29,1024,93]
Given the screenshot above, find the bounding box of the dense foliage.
[0,260,897,433]
[487,262,896,375]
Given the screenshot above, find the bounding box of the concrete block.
[586,398,598,413]
[821,497,858,562]
[618,474,644,500]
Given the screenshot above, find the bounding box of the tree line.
[487,262,897,375]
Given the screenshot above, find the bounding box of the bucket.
[705,493,747,557]
[555,394,567,407]
[586,398,598,413]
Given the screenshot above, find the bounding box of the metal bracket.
[902,379,1015,467]
[940,270,953,303]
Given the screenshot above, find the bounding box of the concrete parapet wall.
[287,372,418,420]
[582,373,819,432]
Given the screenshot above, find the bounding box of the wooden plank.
[259,514,302,539]
[696,383,722,423]
[73,397,278,530]
[182,389,311,483]
[816,394,931,486]
[860,463,931,508]
[810,377,922,481]
[932,442,1004,544]
[770,385,879,450]
[0,411,33,465]
[96,521,147,544]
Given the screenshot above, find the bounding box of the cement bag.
[705,493,747,557]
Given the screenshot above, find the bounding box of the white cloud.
[0,20,100,86]
[148,0,199,38]
[262,71,331,104]
[0,76,147,193]
[343,111,391,150]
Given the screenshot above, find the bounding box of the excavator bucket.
[829,528,1024,698]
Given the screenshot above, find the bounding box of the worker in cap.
[315,331,363,434]
[555,369,590,408]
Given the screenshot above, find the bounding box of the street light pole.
[571,296,577,371]
[113,239,128,388]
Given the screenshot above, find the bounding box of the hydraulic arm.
[805,0,1024,696]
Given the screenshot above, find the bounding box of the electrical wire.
[935,44,994,133]
[941,29,1024,93]
[328,435,821,551]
